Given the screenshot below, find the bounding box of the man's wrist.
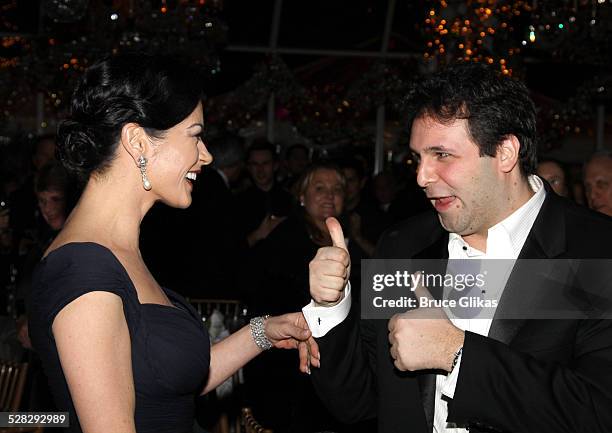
[314,287,346,307]
[444,329,465,372]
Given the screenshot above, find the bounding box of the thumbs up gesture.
[309,217,351,306]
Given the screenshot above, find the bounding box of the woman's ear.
[120,123,151,167]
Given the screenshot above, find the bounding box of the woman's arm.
[53,291,136,433]
[201,312,319,395]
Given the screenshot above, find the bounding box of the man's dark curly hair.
[404,62,538,176]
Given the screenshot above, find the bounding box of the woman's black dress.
[28,242,210,433]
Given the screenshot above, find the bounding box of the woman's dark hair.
[404,62,538,176]
[57,53,203,180]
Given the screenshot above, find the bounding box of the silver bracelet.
[250,315,273,351]
[450,346,463,372]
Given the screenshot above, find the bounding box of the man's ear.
[120,123,151,167]
[497,135,521,174]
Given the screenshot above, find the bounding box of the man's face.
[33,138,56,171]
[584,156,612,217]
[287,148,309,176]
[36,189,67,230]
[373,174,395,205]
[410,116,501,237]
[247,149,276,190]
[342,167,363,202]
[537,161,568,197]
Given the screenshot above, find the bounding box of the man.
[584,151,612,217]
[537,159,570,197]
[208,133,245,191]
[281,143,310,190]
[303,63,612,433]
[237,140,293,246]
[339,157,386,256]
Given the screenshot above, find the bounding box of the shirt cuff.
[302,282,352,338]
[441,352,463,400]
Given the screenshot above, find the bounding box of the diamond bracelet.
[249,315,273,351]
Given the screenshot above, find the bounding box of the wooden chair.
[0,361,44,433]
[241,407,273,433]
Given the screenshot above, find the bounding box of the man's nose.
[416,159,437,188]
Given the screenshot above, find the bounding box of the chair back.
[241,407,273,433]
[0,361,28,411]
[187,298,246,330]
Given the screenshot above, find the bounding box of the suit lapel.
[488,188,567,344]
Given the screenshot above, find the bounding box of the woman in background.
[246,163,371,433]
[28,54,318,433]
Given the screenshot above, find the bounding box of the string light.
[423,1,532,75]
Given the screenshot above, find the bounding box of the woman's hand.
[264,312,321,373]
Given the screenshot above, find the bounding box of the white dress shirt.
[303,175,547,432]
[436,175,545,432]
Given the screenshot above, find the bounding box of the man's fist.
[388,278,464,372]
[309,217,351,306]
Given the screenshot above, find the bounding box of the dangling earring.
[138,155,152,191]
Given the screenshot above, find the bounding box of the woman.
[28,54,319,433]
[247,163,346,316]
[245,163,354,433]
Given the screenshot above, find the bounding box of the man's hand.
[309,217,350,306]
[388,278,464,372]
[264,312,321,374]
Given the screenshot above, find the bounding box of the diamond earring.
[138,155,152,191]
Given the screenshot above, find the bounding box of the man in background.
[584,150,612,217]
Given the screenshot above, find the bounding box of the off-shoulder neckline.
[40,241,187,312]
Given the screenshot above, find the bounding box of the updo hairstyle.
[57,53,202,181]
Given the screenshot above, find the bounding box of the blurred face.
[33,139,56,171]
[37,189,66,230]
[410,116,501,237]
[343,167,363,203]
[584,156,612,217]
[247,149,276,190]
[537,161,568,197]
[224,163,243,184]
[301,169,345,222]
[374,174,395,205]
[150,102,212,208]
[287,148,309,176]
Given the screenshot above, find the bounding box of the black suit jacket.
[311,187,612,433]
